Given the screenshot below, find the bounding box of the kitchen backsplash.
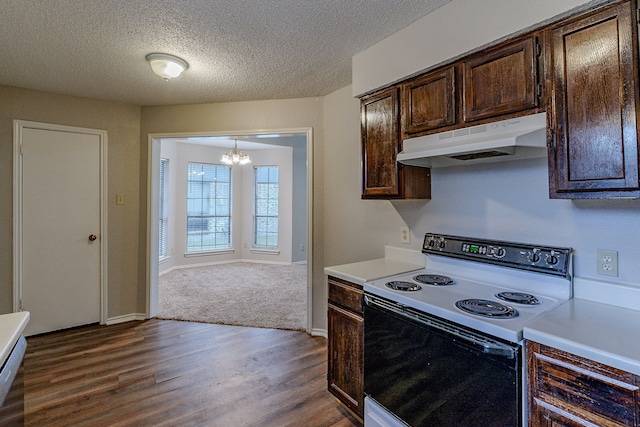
[393,157,640,296]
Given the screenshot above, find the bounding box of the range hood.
[397,112,547,168]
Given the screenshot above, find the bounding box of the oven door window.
[364,297,521,427]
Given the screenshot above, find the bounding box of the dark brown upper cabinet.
[361,86,431,199]
[360,0,640,200]
[399,36,543,142]
[463,36,540,122]
[547,0,640,198]
[403,66,456,134]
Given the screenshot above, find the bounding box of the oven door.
[364,294,522,427]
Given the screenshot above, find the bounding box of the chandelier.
[221,139,251,165]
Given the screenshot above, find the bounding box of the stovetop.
[363,234,573,343]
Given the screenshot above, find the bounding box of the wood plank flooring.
[24,319,361,427]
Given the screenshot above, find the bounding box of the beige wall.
[0,84,408,332]
[139,97,327,328]
[0,87,352,332]
[322,86,409,268]
[141,89,399,332]
[0,85,141,317]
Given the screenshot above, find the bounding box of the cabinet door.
[361,87,401,198]
[403,66,456,134]
[463,37,539,122]
[548,2,640,197]
[530,401,591,427]
[361,87,431,200]
[327,304,364,418]
[527,341,640,427]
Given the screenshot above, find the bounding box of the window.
[187,163,231,252]
[159,158,169,259]
[254,166,279,248]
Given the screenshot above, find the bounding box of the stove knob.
[528,252,540,263]
[546,254,559,265]
[438,240,446,249]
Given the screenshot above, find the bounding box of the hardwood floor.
[24,319,361,427]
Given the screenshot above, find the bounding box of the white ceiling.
[0,0,450,106]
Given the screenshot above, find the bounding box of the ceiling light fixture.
[221,139,252,165]
[145,53,189,81]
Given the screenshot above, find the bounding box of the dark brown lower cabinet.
[327,276,364,422]
[527,341,640,427]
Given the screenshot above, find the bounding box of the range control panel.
[422,233,572,278]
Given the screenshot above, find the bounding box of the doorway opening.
[147,128,313,332]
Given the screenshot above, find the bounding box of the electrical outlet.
[597,249,618,277]
[401,227,410,244]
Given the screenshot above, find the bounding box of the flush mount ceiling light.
[145,53,189,80]
[221,139,252,165]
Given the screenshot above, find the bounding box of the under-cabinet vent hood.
[397,112,547,168]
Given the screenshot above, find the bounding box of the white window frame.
[159,158,169,261]
[186,162,232,253]
[253,165,279,249]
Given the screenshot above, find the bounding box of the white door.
[15,122,106,336]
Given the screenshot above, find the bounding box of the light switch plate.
[116,194,125,205]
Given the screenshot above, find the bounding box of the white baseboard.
[237,259,302,266]
[105,312,325,338]
[160,259,306,275]
[310,328,327,338]
[106,313,146,325]
[159,259,236,275]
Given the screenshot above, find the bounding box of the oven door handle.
[478,341,517,358]
[364,294,517,359]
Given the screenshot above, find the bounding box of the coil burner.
[495,292,540,305]
[385,281,421,292]
[413,274,454,286]
[455,299,518,318]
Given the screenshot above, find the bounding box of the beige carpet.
[157,262,307,331]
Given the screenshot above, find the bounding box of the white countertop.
[0,312,30,367]
[324,258,424,284]
[324,246,425,284]
[524,299,640,376]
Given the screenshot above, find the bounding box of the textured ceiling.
[0,0,450,106]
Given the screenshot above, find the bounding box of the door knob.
[88,234,97,241]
